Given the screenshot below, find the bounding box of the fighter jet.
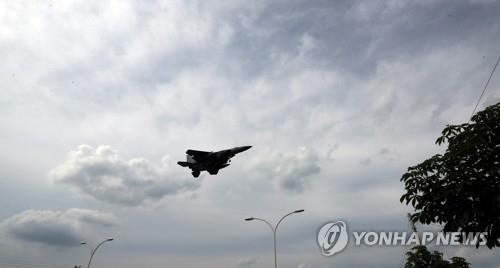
[177,146,252,178]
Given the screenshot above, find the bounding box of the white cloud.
[360,158,371,166]
[250,147,320,193]
[1,208,116,247]
[237,258,257,268]
[50,145,200,206]
[1,1,500,268]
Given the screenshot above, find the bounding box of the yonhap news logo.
[317,220,488,257]
[317,221,349,256]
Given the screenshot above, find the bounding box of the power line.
[470,56,500,119]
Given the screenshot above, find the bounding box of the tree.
[405,246,470,268]
[449,257,470,268]
[400,102,500,248]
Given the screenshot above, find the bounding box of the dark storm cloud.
[235,0,500,76]
[160,0,500,145]
[51,145,200,206]
[1,209,116,247]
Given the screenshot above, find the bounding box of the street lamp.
[245,209,304,268]
[81,238,114,268]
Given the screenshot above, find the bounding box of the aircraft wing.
[186,149,211,160]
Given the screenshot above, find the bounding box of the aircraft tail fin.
[177,161,190,167]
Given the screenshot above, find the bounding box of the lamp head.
[245,217,255,221]
[294,209,305,213]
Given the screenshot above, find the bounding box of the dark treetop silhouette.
[405,245,470,268]
[401,102,500,248]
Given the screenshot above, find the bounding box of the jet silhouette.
[177,146,252,178]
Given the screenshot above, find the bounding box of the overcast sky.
[1,1,500,268]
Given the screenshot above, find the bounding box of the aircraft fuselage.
[177,146,251,177]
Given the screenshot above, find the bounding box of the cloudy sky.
[1,0,500,267]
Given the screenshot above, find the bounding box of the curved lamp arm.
[87,238,114,268]
[252,218,275,233]
[244,210,304,268]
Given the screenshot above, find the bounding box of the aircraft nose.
[233,146,252,154]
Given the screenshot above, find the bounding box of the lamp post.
[81,238,114,268]
[245,209,304,268]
